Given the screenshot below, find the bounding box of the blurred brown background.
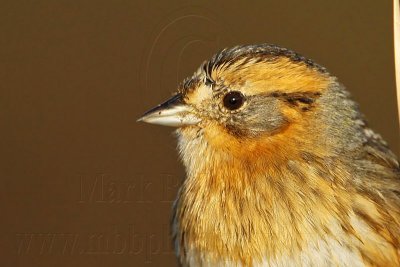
[1,1,399,266]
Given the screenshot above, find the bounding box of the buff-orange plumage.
[139,44,400,267]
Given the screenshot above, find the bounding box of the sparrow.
[138,44,400,266]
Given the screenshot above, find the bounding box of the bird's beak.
[137,93,201,127]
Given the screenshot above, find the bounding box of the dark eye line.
[268,91,322,112]
[270,91,321,101]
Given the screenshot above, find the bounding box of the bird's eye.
[223,91,245,110]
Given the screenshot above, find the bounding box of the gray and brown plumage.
[139,44,400,266]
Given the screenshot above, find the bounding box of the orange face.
[173,51,334,161]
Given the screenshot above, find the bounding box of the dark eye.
[223,91,245,110]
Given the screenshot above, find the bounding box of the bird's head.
[139,45,400,266]
[139,44,356,169]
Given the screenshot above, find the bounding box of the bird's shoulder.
[359,120,399,170]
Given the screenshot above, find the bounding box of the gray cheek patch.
[226,97,286,137]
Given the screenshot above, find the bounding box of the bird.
[138,44,400,267]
